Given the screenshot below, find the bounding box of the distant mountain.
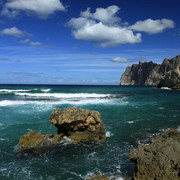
[120,55,180,89]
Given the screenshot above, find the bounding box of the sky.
[0,0,180,85]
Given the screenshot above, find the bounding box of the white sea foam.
[15,92,111,98]
[106,131,113,137]
[41,89,51,92]
[0,138,5,141]
[0,89,31,93]
[161,87,171,90]
[177,126,180,131]
[127,121,134,124]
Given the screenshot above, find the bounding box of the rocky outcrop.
[120,55,180,89]
[18,130,55,153]
[120,61,161,86]
[18,107,106,154]
[49,107,106,143]
[129,129,180,180]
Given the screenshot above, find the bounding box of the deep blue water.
[0,85,180,179]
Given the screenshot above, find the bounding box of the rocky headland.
[129,129,180,180]
[18,107,106,154]
[120,55,180,89]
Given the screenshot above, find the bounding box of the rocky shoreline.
[18,108,180,179]
[120,55,180,89]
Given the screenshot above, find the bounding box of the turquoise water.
[0,85,180,179]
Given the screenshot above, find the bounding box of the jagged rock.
[129,129,180,180]
[18,130,55,153]
[49,107,106,143]
[120,55,180,89]
[120,61,161,86]
[18,107,106,154]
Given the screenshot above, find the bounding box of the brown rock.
[49,107,106,143]
[18,130,55,153]
[86,173,110,180]
[129,129,180,180]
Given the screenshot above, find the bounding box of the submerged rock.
[129,129,180,180]
[18,107,106,154]
[49,107,106,143]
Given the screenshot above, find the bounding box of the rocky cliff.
[120,55,180,89]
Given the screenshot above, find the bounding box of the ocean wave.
[0,98,120,107]
[0,89,31,93]
[15,92,112,99]
[41,89,51,92]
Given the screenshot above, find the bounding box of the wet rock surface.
[129,129,180,180]
[49,107,106,143]
[18,107,106,154]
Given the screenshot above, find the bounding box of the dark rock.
[120,55,180,89]
[129,129,180,180]
[120,61,161,86]
[49,107,106,143]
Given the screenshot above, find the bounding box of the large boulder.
[129,129,180,180]
[49,107,106,143]
[18,107,106,154]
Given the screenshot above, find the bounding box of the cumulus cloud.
[0,27,32,37]
[67,6,175,47]
[111,57,128,63]
[67,6,141,47]
[80,5,121,25]
[129,18,175,34]
[2,0,66,19]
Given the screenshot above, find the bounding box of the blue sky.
[0,0,180,85]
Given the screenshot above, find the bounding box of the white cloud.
[112,57,128,62]
[2,0,66,19]
[80,5,121,25]
[0,27,31,37]
[29,41,42,46]
[129,18,175,34]
[67,6,175,47]
[67,6,141,47]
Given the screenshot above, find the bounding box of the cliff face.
[120,55,180,88]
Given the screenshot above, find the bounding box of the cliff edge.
[120,55,180,89]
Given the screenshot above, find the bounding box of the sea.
[0,84,179,180]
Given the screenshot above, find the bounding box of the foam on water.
[15,92,112,98]
[41,89,51,92]
[0,89,33,93]
[0,96,127,107]
[106,131,113,137]
[161,87,171,90]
